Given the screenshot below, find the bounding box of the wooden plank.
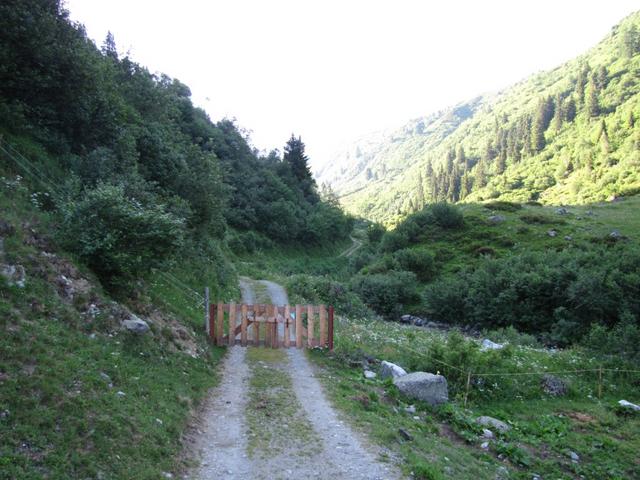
[264,305,271,348]
[319,304,327,347]
[284,305,291,348]
[328,306,334,351]
[307,304,314,348]
[241,304,248,346]
[216,303,224,345]
[272,305,278,349]
[295,304,303,348]
[228,302,236,346]
[209,303,216,342]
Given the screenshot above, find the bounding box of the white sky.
[65,0,639,167]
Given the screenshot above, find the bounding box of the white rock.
[481,428,494,439]
[364,370,377,379]
[569,451,580,462]
[618,399,640,411]
[404,405,416,414]
[379,361,407,379]
[116,391,126,397]
[481,441,490,450]
[480,339,504,351]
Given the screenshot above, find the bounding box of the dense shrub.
[483,201,523,212]
[367,223,386,244]
[286,274,367,317]
[393,248,435,281]
[57,184,184,283]
[350,271,420,318]
[583,313,640,361]
[519,213,561,224]
[425,246,640,345]
[430,202,464,228]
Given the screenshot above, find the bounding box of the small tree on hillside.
[283,134,317,200]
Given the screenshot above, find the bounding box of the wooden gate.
[206,302,334,350]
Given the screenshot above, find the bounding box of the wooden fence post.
[204,287,210,335]
[464,371,472,407]
[319,305,327,347]
[216,303,224,345]
[228,302,236,346]
[241,304,248,347]
[209,303,216,342]
[328,306,334,351]
[307,305,315,348]
[284,305,291,348]
[295,305,303,348]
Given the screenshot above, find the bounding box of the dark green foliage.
[425,246,640,345]
[367,223,386,243]
[430,202,464,228]
[350,271,419,318]
[519,213,560,224]
[57,184,184,283]
[584,313,640,361]
[393,248,435,281]
[0,0,352,288]
[483,201,522,212]
[286,274,367,317]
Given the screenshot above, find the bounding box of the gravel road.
[186,278,401,479]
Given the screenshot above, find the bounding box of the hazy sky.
[65,0,639,167]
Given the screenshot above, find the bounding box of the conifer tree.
[586,79,600,118]
[283,135,316,200]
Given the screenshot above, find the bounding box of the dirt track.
[186,278,401,479]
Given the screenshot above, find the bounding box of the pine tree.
[531,96,554,152]
[586,79,600,118]
[415,172,425,209]
[620,24,640,58]
[474,159,487,188]
[552,93,564,132]
[101,31,118,60]
[564,96,577,122]
[283,134,316,200]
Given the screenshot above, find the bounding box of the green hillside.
[318,11,640,226]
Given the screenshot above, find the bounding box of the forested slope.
[318,11,640,225]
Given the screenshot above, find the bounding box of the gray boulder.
[547,229,558,237]
[476,416,511,433]
[122,314,150,334]
[0,220,14,237]
[364,370,377,379]
[541,374,568,396]
[488,215,506,224]
[379,361,407,380]
[393,372,448,406]
[1,264,26,288]
[556,207,569,215]
[400,314,413,324]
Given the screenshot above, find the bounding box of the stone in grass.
[393,372,448,406]
[480,339,504,351]
[379,361,407,380]
[569,451,580,462]
[488,215,506,224]
[547,229,558,237]
[398,428,413,441]
[541,374,568,397]
[363,370,377,380]
[475,416,511,433]
[122,314,150,334]
[481,428,494,439]
[618,400,640,411]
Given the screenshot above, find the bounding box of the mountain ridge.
[318,11,640,226]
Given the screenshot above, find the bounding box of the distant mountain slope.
[317,11,640,225]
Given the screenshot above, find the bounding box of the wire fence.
[337,318,640,406]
